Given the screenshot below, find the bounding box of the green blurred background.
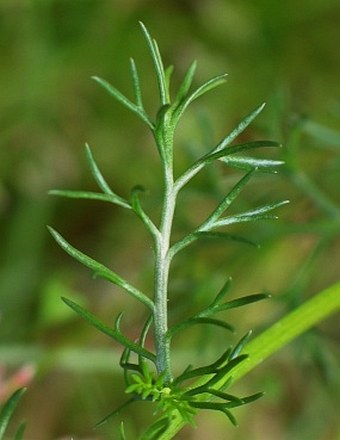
[0,0,339,439]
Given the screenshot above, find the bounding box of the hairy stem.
[153,139,176,383]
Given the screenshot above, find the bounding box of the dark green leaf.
[239,391,264,405]
[139,416,169,440]
[167,317,234,340]
[174,73,227,121]
[174,348,232,386]
[210,277,233,307]
[185,355,248,397]
[139,22,169,105]
[214,293,271,314]
[220,155,285,171]
[95,398,135,428]
[49,189,131,208]
[175,104,272,191]
[130,57,143,108]
[229,331,252,360]
[120,347,141,379]
[92,77,153,128]
[200,140,281,166]
[165,65,174,94]
[193,231,259,248]
[211,200,290,229]
[85,144,132,208]
[175,139,280,191]
[130,186,159,238]
[214,103,266,152]
[199,169,256,229]
[204,355,248,389]
[14,422,26,440]
[188,402,238,426]
[174,60,197,104]
[206,389,243,403]
[0,388,26,440]
[62,297,156,363]
[48,227,154,311]
[139,315,153,348]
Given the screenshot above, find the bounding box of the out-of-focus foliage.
[0,1,339,439]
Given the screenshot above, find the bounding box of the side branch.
[48,227,154,311]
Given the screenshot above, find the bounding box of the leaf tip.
[138,21,148,35]
[46,225,56,235]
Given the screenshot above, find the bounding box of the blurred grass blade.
[120,421,127,440]
[85,144,132,208]
[0,388,26,440]
[14,422,26,440]
[139,21,169,105]
[62,297,156,362]
[48,227,154,311]
[302,120,340,148]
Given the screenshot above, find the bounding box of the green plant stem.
[150,281,340,440]
[153,137,176,383]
